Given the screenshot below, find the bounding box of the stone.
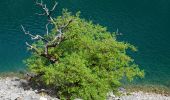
[74,99,83,100]
[12,77,20,81]
[40,97,48,100]
[34,89,38,93]
[23,95,32,100]
[118,87,126,93]
[20,79,29,85]
[15,97,23,100]
[10,94,20,100]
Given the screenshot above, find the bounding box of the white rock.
[74,98,83,100]
[40,97,48,100]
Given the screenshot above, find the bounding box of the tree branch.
[46,22,50,35]
[33,0,57,24]
[25,42,40,54]
[22,0,73,64]
[21,25,48,42]
[52,19,73,43]
[50,1,58,12]
[26,42,57,63]
[60,19,73,30]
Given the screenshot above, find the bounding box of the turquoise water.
[0,0,170,87]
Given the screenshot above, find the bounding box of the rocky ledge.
[0,77,169,100]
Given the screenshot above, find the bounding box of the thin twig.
[22,0,73,64]
[46,22,50,35]
[21,25,48,42]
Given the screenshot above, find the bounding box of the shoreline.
[1,71,169,95]
[124,84,170,96]
[0,72,170,100]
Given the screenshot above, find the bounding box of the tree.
[22,0,144,100]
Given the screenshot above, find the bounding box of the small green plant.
[23,1,144,100]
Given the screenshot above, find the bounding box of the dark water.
[0,0,170,87]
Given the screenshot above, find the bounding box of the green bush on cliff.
[25,10,144,100]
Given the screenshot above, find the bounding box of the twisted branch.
[21,25,48,42]
[22,0,73,63]
[34,0,57,24]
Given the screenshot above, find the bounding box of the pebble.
[0,77,59,100]
[40,97,48,100]
[0,77,169,100]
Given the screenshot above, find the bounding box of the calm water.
[0,0,170,87]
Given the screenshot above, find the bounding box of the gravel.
[0,77,169,100]
[120,91,170,100]
[0,77,59,100]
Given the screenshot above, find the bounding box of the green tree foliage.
[25,10,144,100]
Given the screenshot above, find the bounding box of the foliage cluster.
[25,10,144,100]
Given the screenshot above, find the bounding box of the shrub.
[25,10,144,100]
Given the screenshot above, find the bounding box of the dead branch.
[22,0,73,64]
[52,19,73,43]
[25,42,41,55]
[35,12,45,16]
[26,42,57,63]
[33,0,58,35]
[116,28,123,36]
[22,25,58,63]
[50,1,58,12]
[21,25,60,63]
[33,0,57,24]
[46,22,50,35]
[60,19,73,30]
[21,25,48,42]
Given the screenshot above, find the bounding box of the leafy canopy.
[25,10,144,100]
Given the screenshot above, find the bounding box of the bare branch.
[25,42,40,54]
[35,12,46,16]
[25,42,33,49]
[115,28,123,35]
[21,25,34,37]
[50,1,58,12]
[21,25,48,42]
[60,19,73,30]
[22,1,73,64]
[33,0,58,27]
[46,22,50,35]
[34,0,43,7]
[26,41,57,63]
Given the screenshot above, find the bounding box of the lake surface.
[0,0,170,87]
